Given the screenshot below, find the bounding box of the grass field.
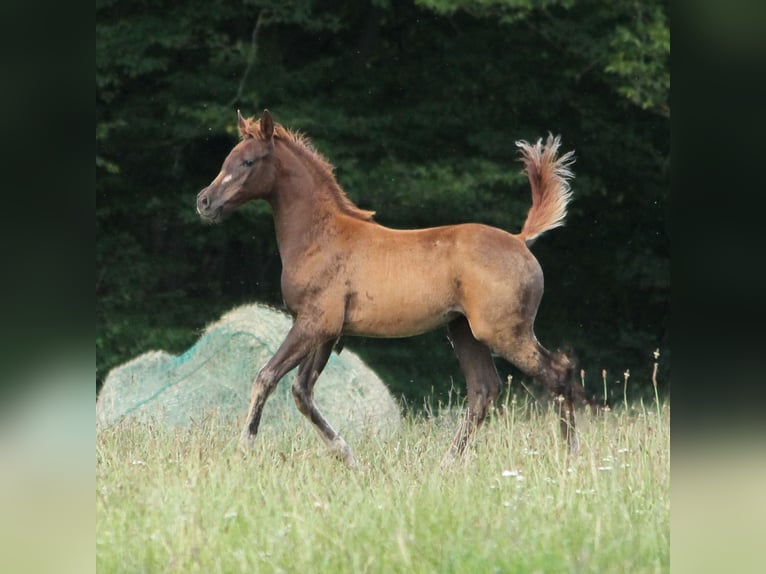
[96,395,669,573]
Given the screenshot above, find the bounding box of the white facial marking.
[222,173,233,184]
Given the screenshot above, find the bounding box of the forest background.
[96,0,669,406]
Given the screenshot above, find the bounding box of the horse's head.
[196,109,278,223]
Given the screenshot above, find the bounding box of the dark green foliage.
[97,0,669,406]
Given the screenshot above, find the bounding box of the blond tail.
[516,135,575,245]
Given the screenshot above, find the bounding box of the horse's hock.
[96,303,401,437]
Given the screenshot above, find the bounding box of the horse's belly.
[342,289,460,338]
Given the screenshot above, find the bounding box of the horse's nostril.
[200,195,210,208]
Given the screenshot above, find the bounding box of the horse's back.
[348,220,541,294]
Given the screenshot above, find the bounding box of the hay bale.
[96,303,401,438]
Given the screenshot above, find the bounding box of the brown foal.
[197,109,586,467]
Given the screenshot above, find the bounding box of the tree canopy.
[96,0,669,405]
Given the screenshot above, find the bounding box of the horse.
[196,109,587,467]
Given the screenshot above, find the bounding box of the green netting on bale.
[96,303,401,438]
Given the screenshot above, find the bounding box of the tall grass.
[97,397,669,573]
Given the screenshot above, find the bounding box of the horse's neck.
[269,146,339,264]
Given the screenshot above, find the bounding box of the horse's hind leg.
[492,333,580,454]
[292,339,356,467]
[441,316,502,467]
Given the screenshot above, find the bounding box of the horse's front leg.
[239,322,329,451]
[292,339,356,467]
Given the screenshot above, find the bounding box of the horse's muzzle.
[196,188,220,221]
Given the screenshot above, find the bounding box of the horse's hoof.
[568,438,580,457]
[342,452,357,469]
[329,437,356,468]
[239,432,255,452]
[439,448,459,470]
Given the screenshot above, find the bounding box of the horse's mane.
[240,117,375,221]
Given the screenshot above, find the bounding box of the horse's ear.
[261,109,274,140]
[237,110,249,138]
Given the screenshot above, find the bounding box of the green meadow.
[97,397,669,573]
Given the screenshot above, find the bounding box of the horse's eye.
[243,159,254,167]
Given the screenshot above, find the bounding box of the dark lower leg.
[558,396,579,454]
[442,317,501,465]
[497,339,580,454]
[292,339,355,466]
[239,365,285,449]
[239,324,326,449]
